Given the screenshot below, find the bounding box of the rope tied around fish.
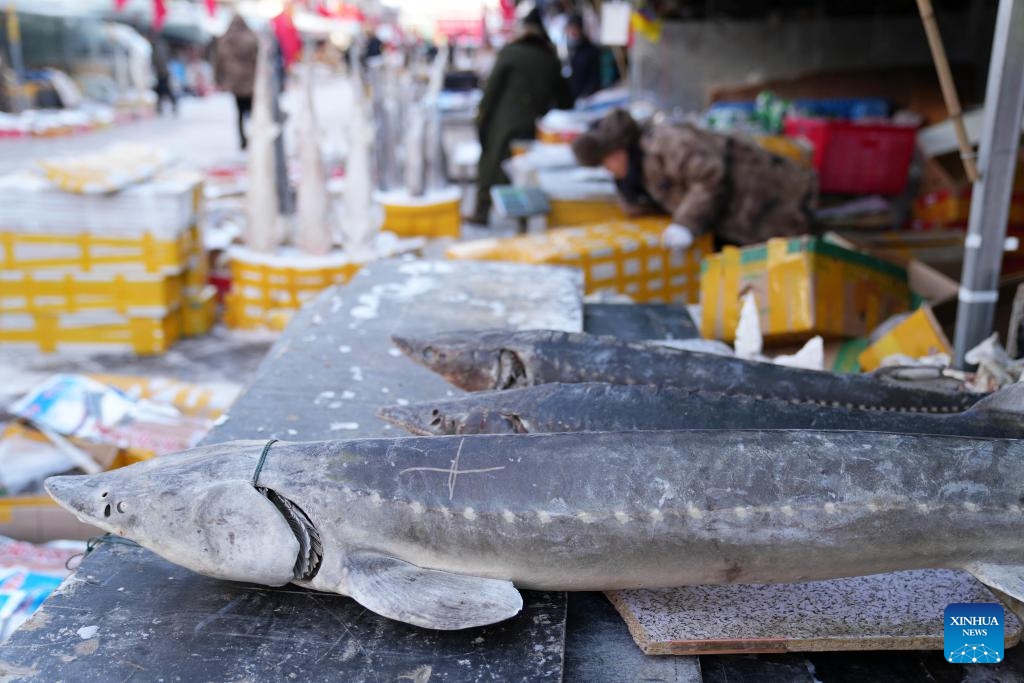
[252,438,278,488]
[65,534,141,570]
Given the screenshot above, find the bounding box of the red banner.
[153,0,167,29]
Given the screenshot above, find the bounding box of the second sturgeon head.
[391,330,534,391]
[377,401,531,435]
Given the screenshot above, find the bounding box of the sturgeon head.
[377,401,531,435]
[46,439,524,631]
[45,441,319,587]
[391,329,535,391]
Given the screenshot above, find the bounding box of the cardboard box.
[827,229,966,277]
[700,236,911,343]
[831,226,1024,283]
[858,306,952,372]
[706,65,982,126]
[0,497,99,543]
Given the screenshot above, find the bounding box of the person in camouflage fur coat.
[572,109,818,247]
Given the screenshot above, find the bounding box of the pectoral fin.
[344,551,523,630]
[965,562,1024,618]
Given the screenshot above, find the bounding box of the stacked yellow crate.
[446,218,710,304]
[547,199,627,228]
[0,169,210,354]
[224,248,363,330]
[375,187,462,239]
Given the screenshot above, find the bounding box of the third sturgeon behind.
[379,382,1024,437]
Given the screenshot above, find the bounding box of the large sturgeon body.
[392,329,982,413]
[380,382,1024,437]
[46,431,1024,630]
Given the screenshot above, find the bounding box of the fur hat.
[571,109,641,167]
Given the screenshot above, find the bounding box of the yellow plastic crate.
[225,248,363,330]
[0,308,182,354]
[224,294,297,332]
[548,199,626,228]
[0,270,184,315]
[182,285,217,337]
[0,225,198,274]
[700,236,911,343]
[447,218,710,304]
[377,188,462,239]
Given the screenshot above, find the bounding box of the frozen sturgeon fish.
[392,329,981,413]
[47,431,1024,630]
[379,382,1024,438]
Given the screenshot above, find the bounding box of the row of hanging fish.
[244,37,448,256]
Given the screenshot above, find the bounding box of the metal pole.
[952,0,1024,367]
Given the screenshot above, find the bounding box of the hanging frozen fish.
[380,381,1024,437]
[340,55,379,256]
[403,99,426,197]
[294,67,333,255]
[423,45,449,190]
[368,60,401,191]
[46,430,1024,630]
[391,329,982,413]
[244,33,282,252]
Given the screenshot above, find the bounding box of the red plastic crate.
[784,116,918,195]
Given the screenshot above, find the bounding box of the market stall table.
[1,260,1022,681]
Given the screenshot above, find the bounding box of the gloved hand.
[661,223,694,251]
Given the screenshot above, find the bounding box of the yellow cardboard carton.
[858,306,952,371]
[701,236,911,342]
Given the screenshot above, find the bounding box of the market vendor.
[571,109,819,249]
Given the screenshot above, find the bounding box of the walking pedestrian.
[151,32,177,116]
[214,15,259,150]
[566,14,600,103]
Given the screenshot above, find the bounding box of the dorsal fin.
[968,382,1024,415]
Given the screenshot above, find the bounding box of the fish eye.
[116,502,127,513]
[423,346,436,362]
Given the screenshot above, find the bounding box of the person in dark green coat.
[469,9,571,226]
